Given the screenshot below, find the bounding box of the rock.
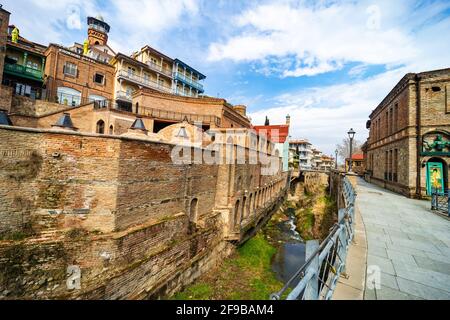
[2,290,10,296]
[47,277,53,282]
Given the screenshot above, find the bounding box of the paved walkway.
[356,178,450,300]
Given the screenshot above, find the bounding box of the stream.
[270,206,306,287]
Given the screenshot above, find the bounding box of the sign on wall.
[426,162,445,195]
[422,132,450,156]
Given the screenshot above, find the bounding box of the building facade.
[0,6,10,90]
[254,116,291,172]
[2,26,46,100]
[365,68,450,197]
[345,154,365,175]
[289,139,313,170]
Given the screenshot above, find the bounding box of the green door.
[426,162,444,195]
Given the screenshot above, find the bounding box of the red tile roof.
[253,125,289,143]
[349,154,364,160]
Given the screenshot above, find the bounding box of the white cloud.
[207,0,447,77]
[249,67,408,155]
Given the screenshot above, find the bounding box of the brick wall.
[366,70,450,197]
[44,45,115,102]
[0,126,288,299]
[0,9,10,87]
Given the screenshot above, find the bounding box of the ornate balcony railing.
[146,61,173,78]
[117,70,173,94]
[4,63,43,81]
[173,72,204,92]
[115,90,132,102]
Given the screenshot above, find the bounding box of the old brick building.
[365,68,450,197]
[0,120,287,299]
[44,43,115,106]
[3,26,47,100]
[0,6,10,88]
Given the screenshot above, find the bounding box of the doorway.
[426,158,448,195]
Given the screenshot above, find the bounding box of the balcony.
[173,72,204,93]
[116,90,132,102]
[4,63,43,82]
[146,61,173,78]
[117,70,173,94]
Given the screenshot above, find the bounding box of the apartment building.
[173,59,205,97]
[289,139,313,170]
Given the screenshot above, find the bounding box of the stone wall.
[0,85,12,111]
[0,125,288,299]
[10,96,70,117]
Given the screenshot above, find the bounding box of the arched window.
[96,120,105,134]
[135,102,139,114]
[249,194,254,216]
[248,194,253,218]
[242,196,247,220]
[109,125,114,135]
[57,87,81,106]
[234,200,240,229]
[189,198,198,223]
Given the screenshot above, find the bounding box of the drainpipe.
[415,74,422,198]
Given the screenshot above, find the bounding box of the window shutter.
[63,64,66,74]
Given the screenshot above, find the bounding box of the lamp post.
[335,149,338,170]
[348,128,356,173]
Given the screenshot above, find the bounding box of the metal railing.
[93,99,222,127]
[431,189,450,217]
[271,175,356,300]
[117,70,173,94]
[4,63,44,81]
[146,61,173,78]
[173,72,204,92]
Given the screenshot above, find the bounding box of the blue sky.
[3,0,450,155]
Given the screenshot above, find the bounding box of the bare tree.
[336,138,363,162]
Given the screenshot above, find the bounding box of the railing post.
[338,209,348,275]
[431,190,436,210]
[304,240,320,300]
[447,190,450,217]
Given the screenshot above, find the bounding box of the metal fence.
[270,175,356,300]
[431,189,450,217]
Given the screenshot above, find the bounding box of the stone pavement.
[356,178,450,300]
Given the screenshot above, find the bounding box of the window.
[126,87,133,99]
[394,149,398,182]
[26,61,39,70]
[109,125,114,135]
[94,73,105,85]
[96,120,105,134]
[127,67,135,77]
[385,151,389,180]
[63,62,77,77]
[57,87,81,106]
[151,57,157,65]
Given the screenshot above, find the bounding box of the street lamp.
[347,128,356,173]
[335,149,338,170]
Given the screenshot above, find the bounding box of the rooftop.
[253,125,290,144]
[347,153,364,161]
